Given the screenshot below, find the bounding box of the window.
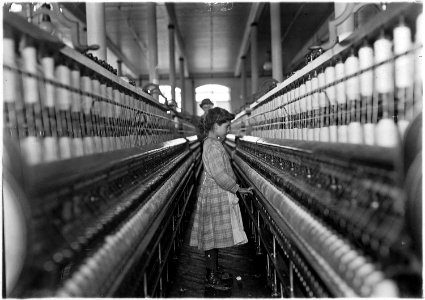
[195,84,231,116]
[159,85,182,112]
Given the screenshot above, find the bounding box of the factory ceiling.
[63,2,334,80]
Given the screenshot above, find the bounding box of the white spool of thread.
[416,13,423,46]
[113,88,122,149]
[345,54,360,105]
[280,93,286,139]
[335,59,346,106]
[348,122,363,144]
[56,65,72,159]
[398,120,410,138]
[370,279,399,297]
[43,137,58,162]
[92,79,103,153]
[22,45,38,105]
[376,118,400,147]
[325,65,338,143]
[363,123,375,145]
[294,87,300,140]
[289,102,295,140]
[71,69,82,112]
[56,65,71,111]
[394,18,413,89]
[318,70,329,142]
[81,76,92,114]
[359,42,375,145]
[394,18,414,138]
[335,59,348,143]
[299,82,307,140]
[41,57,55,107]
[345,53,363,144]
[21,137,42,165]
[306,77,314,141]
[374,34,394,95]
[41,56,59,162]
[83,136,95,155]
[100,83,110,152]
[375,33,399,147]
[123,94,131,147]
[81,76,94,155]
[59,137,72,159]
[107,86,116,150]
[337,125,348,143]
[329,125,338,143]
[72,138,84,158]
[279,107,285,139]
[3,37,17,104]
[21,44,42,164]
[319,126,330,142]
[71,69,84,157]
[414,13,423,114]
[311,75,320,141]
[359,44,374,98]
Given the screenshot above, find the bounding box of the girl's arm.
[205,144,240,193]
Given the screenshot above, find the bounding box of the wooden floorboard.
[166,194,271,298]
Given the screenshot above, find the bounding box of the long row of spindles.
[3,29,190,165]
[247,14,422,147]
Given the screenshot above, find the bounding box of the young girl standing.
[190,107,253,290]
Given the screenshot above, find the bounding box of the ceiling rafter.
[234,2,265,77]
[164,3,190,78]
[61,3,139,77]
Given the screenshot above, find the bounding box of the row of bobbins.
[3,29,176,166]
[249,13,422,147]
[54,158,192,297]
[236,153,402,297]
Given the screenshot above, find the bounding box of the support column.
[241,56,247,104]
[334,2,355,42]
[86,3,106,61]
[250,23,259,95]
[147,2,159,100]
[179,57,189,113]
[24,3,33,23]
[117,60,122,76]
[191,78,197,115]
[169,25,176,105]
[270,3,283,82]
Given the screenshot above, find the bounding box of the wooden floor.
[166,192,271,298]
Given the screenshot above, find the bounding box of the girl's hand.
[238,187,253,195]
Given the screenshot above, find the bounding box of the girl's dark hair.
[201,107,235,133]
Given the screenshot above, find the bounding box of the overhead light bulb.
[263,50,272,71]
[263,61,272,71]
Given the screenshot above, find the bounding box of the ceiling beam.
[61,3,140,77]
[164,3,190,78]
[234,2,265,77]
[286,14,332,73]
[106,36,139,77]
[126,19,148,59]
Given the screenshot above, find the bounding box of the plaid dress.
[189,137,240,251]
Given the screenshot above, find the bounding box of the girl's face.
[214,121,230,139]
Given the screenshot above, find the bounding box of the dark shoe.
[205,271,232,291]
[216,265,233,280]
[217,264,224,272]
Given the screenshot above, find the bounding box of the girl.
[190,107,253,290]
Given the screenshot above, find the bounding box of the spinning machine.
[228,3,422,297]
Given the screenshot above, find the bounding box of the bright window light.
[195,84,231,116]
[9,3,23,12]
[159,85,182,110]
[195,84,230,102]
